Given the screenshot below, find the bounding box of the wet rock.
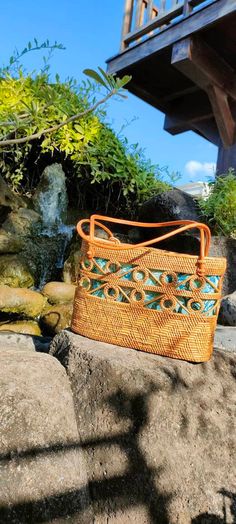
[0,254,36,288]
[218,291,236,326]
[0,320,41,336]
[0,230,23,254]
[40,303,73,335]
[63,238,82,284]
[50,330,236,523]
[2,207,42,237]
[0,174,25,224]
[0,285,46,318]
[42,281,76,305]
[0,349,91,522]
[33,163,68,225]
[138,189,202,254]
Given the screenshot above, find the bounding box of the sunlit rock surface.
[50,330,236,523]
[0,349,91,523]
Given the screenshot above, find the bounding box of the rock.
[0,349,91,522]
[138,189,202,254]
[218,291,236,326]
[33,163,68,225]
[0,174,25,224]
[0,230,23,254]
[0,320,41,336]
[0,286,46,318]
[2,207,42,237]
[209,236,236,296]
[214,325,236,352]
[63,238,81,284]
[42,281,76,305]
[40,303,73,335]
[0,332,52,353]
[50,330,236,523]
[0,254,36,288]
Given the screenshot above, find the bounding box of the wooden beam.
[164,114,219,145]
[172,35,236,146]
[191,120,219,146]
[107,0,235,74]
[207,85,236,147]
[172,36,236,101]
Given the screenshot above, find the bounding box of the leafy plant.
[0,40,170,216]
[199,170,236,237]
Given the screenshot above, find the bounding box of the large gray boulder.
[0,349,91,523]
[218,291,236,326]
[209,236,236,296]
[50,330,236,524]
[138,189,202,255]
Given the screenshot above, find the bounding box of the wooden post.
[121,0,134,50]
[217,143,236,175]
[135,0,144,28]
[147,0,154,20]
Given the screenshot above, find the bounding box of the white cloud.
[185,160,216,179]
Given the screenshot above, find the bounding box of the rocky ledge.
[49,330,236,523]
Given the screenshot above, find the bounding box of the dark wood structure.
[107,0,236,174]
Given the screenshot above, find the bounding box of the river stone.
[0,174,25,225]
[40,303,73,335]
[0,286,46,318]
[0,320,41,336]
[50,331,236,523]
[0,254,36,288]
[2,207,42,237]
[138,189,202,254]
[0,349,91,523]
[0,230,23,254]
[218,291,236,326]
[42,281,76,305]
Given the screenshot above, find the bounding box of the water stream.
[33,164,75,289]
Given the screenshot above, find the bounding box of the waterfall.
[33,164,75,289]
[33,163,68,228]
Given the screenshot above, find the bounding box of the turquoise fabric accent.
[82,257,219,316]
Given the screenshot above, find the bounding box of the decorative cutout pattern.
[78,256,221,317]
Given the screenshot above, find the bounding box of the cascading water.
[32,164,75,288]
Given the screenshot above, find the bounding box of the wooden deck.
[107,0,236,170]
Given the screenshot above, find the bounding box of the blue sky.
[1,0,217,183]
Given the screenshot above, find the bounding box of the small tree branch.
[0,88,117,148]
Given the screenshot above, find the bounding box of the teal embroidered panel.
[80,257,220,317]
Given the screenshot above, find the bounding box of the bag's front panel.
[71,292,215,362]
[71,241,226,362]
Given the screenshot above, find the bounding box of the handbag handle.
[77,215,211,277]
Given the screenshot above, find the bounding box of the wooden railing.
[121,0,218,50]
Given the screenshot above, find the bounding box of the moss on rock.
[0,254,36,288]
[0,320,41,336]
[0,286,46,318]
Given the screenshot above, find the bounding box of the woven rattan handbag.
[71,215,226,362]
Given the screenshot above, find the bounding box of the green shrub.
[0,42,171,217]
[200,170,236,237]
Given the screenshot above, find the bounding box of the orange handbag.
[71,215,226,362]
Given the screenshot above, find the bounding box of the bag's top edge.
[80,241,226,276]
